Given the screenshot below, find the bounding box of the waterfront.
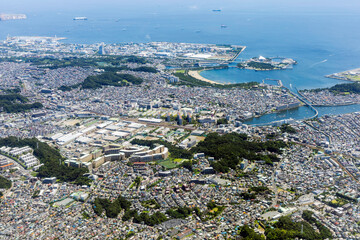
[1,0,360,125]
[243,103,360,125]
[1,1,360,239]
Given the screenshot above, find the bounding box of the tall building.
[99,43,106,55]
[187,113,192,123]
[177,112,183,125]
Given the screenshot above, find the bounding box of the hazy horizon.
[1,0,360,15]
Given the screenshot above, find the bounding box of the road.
[295,141,359,184]
[271,154,286,207]
[0,153,31,176]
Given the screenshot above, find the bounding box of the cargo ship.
[0,14,27,21]
[73,17,87,20]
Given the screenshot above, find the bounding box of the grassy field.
[157,159,178,169]
[84,119,99,127]
[345,75,360,81]
[173,158,184,163]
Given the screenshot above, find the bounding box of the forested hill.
[303,82,360,94]
[0,175,12,189]
[192,132,287,172]
[81,72,143,89]
[0,94,43,113]
[60,72,144,90]
[0,137,90,185]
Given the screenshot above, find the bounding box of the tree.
[192,132,286,172]
[81,72,143,89]
[134,177,141,189]
[280,124,296,134]
[216,118,228,125]
[131,138,193,159]
[0,94,43,113]
[239,225,265,240]
[308,82,360,94]
[0,175,11,189]
[180,161,193,171]
[166,207,192,219]
[93,195,132,219]
[0,137,88,184]
[265,214,332,240]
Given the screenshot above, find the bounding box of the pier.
[269,56,287,60]
[227,46,246,63]
[262,78,283,87]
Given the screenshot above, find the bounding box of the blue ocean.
[1,0,360,124]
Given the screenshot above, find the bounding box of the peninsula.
[326,68,360,82]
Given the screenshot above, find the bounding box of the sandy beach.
[188,70,224,85]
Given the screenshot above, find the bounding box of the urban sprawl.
[0,37,359,240]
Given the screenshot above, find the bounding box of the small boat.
[212,9,221,12]
[73,17,87,20]
[221,25,227,28]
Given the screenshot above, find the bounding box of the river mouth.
[200,67,360,125]
[240,104,360,125]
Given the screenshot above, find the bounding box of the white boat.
[73,17,87,20]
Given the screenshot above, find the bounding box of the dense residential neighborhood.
[0,38,359,240]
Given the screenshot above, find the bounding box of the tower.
[99,43,106,55]
[177,113,182,125]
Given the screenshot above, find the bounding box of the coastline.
[185,45,246,86]
[228,46,246,62]
[312,103,359,107]
[297,90,360,107]
[188,70,225,85]
[325,67,360,82]
[325,75,359,82]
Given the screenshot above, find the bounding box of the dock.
[228,46,246,63]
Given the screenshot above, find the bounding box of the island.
[237,56,297,71]
[0,14,27,21]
